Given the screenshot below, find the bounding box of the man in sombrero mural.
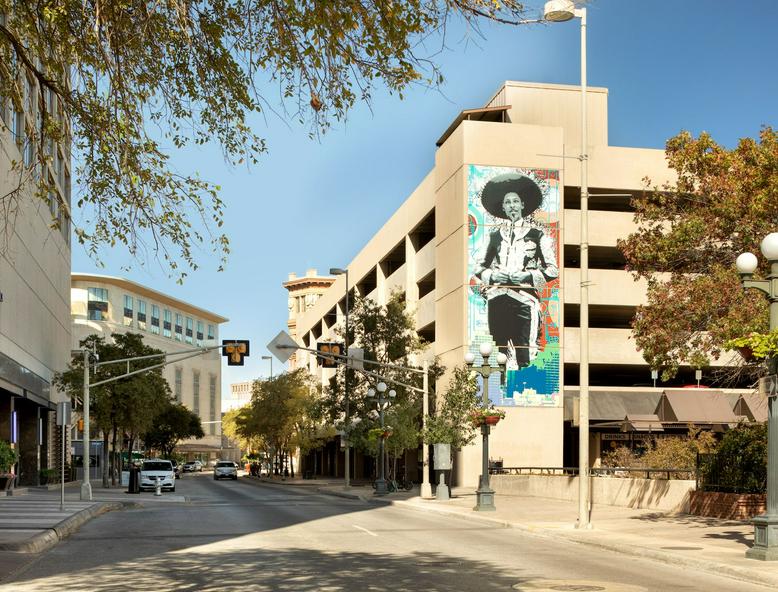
[474,173,558,370]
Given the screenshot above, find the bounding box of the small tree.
[142,401,205,459]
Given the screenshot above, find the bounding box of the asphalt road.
[0,474,769,592]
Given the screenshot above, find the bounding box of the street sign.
[267,330,298,364]
[56,402,71,426]
[433,443,452,470]
[760,375,778,399]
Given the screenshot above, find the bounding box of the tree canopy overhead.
[0,0,531,279]
[619,128,778,380]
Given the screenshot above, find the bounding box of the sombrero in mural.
[480,173,543,219]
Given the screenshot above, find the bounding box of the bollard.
[154,476,162,496]
[436,472,450,501]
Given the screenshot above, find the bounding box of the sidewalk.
[251,476,778,589]
[0,485,186,553]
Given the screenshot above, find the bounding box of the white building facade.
[71,274,227,461]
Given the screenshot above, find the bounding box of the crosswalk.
[0,498,96,530]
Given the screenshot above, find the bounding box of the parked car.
[182,460,203,473]
[139,459,176,492]
[169,460,181,479]
[213,461,238,481]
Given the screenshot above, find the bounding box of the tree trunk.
[290,451,295,478]
[127,435,135,470]
[101,431,110,488]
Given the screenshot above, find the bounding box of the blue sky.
[71,0,778,390]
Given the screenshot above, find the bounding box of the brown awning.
[564,389,662,423]
[655,389,738,424]
[622,414,664,432]
[436,105,511,147]
[734,393,768,422]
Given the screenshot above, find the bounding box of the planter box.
[689,491,766,520]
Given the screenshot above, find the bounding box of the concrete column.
[18,399,40,486]
[405,235,418,312]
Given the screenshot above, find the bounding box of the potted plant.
[0,440,18,492]
[367,427,393,441]
[470,407,506,427]
[727,330,778,371]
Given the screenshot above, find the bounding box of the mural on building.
[467,165,562,407]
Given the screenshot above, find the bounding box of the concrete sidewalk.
[252,476,778,589]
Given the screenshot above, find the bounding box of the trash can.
[127,466,140,494]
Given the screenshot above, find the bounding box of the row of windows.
[174,368,218,436]
[86,288,217,346]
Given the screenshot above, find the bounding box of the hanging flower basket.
[470,408,506,427]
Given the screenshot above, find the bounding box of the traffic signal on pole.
[317,342,343,368]
[222,340,250,366]
[77,418,84,432]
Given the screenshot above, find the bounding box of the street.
[0,474,769,592]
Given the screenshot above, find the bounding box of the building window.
[137,300,147,330]
[209,375,217,435]
[193,371,200,415]
[87,287,108,320]
[123,295,133,327]
[151,305,160,334]
[175,314,183,341]
[174,367,182,402]
[185,317,193,344]
[207,324,215,342]
[163,309,172,338]
[196,321,204,346]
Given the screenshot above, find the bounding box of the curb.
[390,500,778,589]
[0,502,125,554]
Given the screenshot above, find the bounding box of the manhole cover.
[660,546,703,551]
[513,581,646,592]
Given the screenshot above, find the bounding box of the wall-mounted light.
[11,410,18,444]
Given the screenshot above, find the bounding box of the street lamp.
[367,382,396,495]
[330,267,351,489]
[464,342,508,512]
[261,355,273,379]
[544,0,591,529]
[736,232,778,561]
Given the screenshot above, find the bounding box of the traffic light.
[77,418,84,432]
[317,342,344,368]
[222,340,250,366]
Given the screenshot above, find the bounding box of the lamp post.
[367,382,396,495]
[736,232,778,561]
[544,0,591,529]
[330,267,351,489]
[464,342,508,512]
[261,355,273,379]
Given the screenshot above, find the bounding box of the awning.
[563,389,662,423]
[656,389,738,424]
[622,414,664,432]
[734,393,768,422]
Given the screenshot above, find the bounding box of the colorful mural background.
[467,165,562,407]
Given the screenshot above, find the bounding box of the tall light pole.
[544,0,591,529]
[81,349,92,501]
[329,267,351,488]
[367,382,396,495]
[464,342,508,512]
[261,355,273,379]
[736,232,778,561]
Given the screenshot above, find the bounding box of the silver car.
[213,461,238,480]
[140,459,176,492]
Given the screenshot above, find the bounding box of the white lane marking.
[352,525,378,537]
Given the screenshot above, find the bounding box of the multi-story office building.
[0,52,72,486]
[71,274,227,461]
[287,81,746,487]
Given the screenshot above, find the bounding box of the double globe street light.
[367,382,396,495]
[465,342,508,512]
[736,232,778,561]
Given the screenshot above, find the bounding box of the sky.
[71,0,778,392]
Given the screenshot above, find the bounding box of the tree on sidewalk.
[1,1,533,279]
[54,332,172,486]
[618,128,778,380]
[142,401,204,459]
